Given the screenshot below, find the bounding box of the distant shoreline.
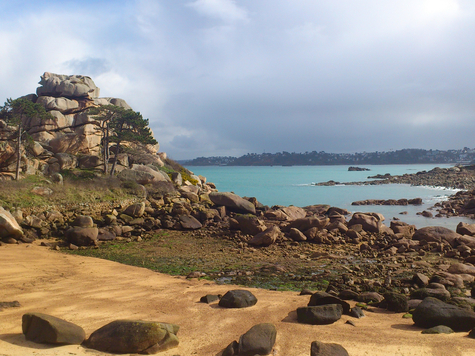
[182,148,475,166]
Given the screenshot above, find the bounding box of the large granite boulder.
[265,206,306,221]
[382,292,408,312]
[390,220,416,236]
[77,155,102,169]
[118,169,156,185]
[297,304,343,325]
[123,202,146,218]
[223,323,277,356]
[410,284,451,301]
[219,290,258,308]
[54,152,77,170]
[234,215,267,235]
[0,206,23,239]
[412,297,475,331]
[84,320,179,354]
[179,215,202,230]
[65,227,98,246]
[308,292,351,315]
[131,165,170,182]
[36,96,80,113]
[71,215,94,228]
[209,192,256,214]
[412,226,461,247]
[37,72,100,99]
[285,217,329,232]
[311,341,349,356]
[447,263,475,277]
[456,222,475,236]
[348,212,383,233]
[22,312,85,345]
[248,225,281,247]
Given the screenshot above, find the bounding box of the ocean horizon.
[186,163,473,230]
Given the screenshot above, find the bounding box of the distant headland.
[184,148,475,166]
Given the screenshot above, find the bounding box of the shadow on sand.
[281,310,299,324]
[0,333,59,350]
[390,323,423,332]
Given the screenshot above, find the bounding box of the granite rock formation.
[0,72,163,179]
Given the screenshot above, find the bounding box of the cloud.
[1,1,475,159]
[186,0,249,22]
[61,58,111,77]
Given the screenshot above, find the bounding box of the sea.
[185,163,474,230]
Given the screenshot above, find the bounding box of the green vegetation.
[0,98,54,180]
[0,174,138,211]
[180,168,198,185]
[87,105,158,176]
[65,230,334,292]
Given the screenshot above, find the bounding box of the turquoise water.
[186,164,473,229]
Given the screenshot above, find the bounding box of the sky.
[1,0,475,160]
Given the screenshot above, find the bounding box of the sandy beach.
[1,242,475,356]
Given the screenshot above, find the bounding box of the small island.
[348,166,371,171]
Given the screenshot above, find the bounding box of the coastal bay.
[187,164,473,229]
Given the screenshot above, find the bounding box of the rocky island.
[1,73,475,355]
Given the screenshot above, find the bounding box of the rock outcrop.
[0,72,163,179]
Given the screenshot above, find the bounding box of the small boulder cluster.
[21,312,179,354]
[202,289,349,356]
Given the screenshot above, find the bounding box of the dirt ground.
[1,242,475,356]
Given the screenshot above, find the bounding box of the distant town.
[183,148,475,166]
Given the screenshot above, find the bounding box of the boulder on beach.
[219,290,258,308]
[22,312,85,345]
[297,304,343,325]
[308,291,351,315]
[222,323,277,356]
[412,297,475,331]
[84,320,179,354]
[382,292,408,313]
[311,340,349,356]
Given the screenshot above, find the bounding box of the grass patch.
[0,173,139,211]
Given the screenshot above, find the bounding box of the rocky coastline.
[3,168,475,353]
[2,73,475,354]
[317,165,475,219]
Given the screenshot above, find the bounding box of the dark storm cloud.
[1,0,475,158]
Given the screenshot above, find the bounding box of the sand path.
[1,242,475,356]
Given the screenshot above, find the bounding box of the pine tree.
[108,108,157,176]
[88,105,126,174]
[0,98,53,180]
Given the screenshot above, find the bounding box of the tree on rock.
[0,98,53,180]
[88,105,124,174]
[108,108,157,176]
